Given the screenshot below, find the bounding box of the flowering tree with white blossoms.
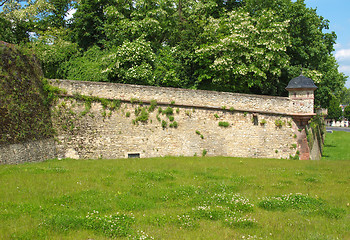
[195,9,291,94]
[104,38,156,85]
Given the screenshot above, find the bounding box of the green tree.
[313,56,347,108]
[104,38,156,85]
[195,9,290,94]
[341,88,350,105]
[0,1,30,44]
[63,38,155,85]
[243,0,346,104]
[27,28,80,79]
[344,105,350,121]
[62,45,110,82]
[0,15,16,42]
[327,96,342,121]
[70,0,109,50]
[0,0,64,43]
[103,0,168,49]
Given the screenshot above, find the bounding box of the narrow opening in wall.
[253,115,258,126]
[128,153,140,158]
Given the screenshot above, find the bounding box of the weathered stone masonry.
[49,78,318,160]
[0,138,56,164]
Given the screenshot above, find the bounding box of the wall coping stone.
[49,79,293,114]
[50,79,289,100]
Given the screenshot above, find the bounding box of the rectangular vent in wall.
[128,153,140,158]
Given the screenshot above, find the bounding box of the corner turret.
[286,74,318,160]
[286,74,317,126]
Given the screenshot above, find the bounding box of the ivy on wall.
[305,115,326,154]
[0,42,54,145]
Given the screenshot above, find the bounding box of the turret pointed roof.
[285,74,318,91]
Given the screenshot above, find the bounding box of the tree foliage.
[341,88,350,105]
[0,0,347,108]
[195,9,290,94]
[327,96,342,121]
[344,105,350,121]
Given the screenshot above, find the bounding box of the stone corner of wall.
[0,138,57,165]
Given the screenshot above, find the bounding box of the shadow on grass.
[324,144,336,148]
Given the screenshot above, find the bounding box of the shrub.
[218,121,230,127]
[148,99,157,112]
[275,119,284,128]
[130,98,139,104]
[289,154,299,160]
[162,107,173,116]
[169,121,178,128]
[135,107,149,123]
[109,99,121,110]
[214,113,219,119]
[161,120,167,129]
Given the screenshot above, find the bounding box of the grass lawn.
[323,131,350,160]
[0,156,349,240]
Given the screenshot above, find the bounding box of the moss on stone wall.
[306,115,325,157]
[0,42,54,145]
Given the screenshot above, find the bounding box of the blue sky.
[303,0,350,88]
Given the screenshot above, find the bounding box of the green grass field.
[323,131,350,160]
[1,154,349,239]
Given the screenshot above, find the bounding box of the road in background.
[326,127,350,132]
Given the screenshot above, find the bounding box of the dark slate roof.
[285,74,318,90]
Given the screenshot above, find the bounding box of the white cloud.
[335,49,350,61]
[339,65,350,73]
[334,43,343,50]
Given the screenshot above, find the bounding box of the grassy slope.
[0,157,349,240]
[322,131,350,160]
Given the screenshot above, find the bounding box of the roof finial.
[300,67,303,76]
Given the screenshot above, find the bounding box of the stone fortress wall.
[0,138,56,164]
[49,79,316,160]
